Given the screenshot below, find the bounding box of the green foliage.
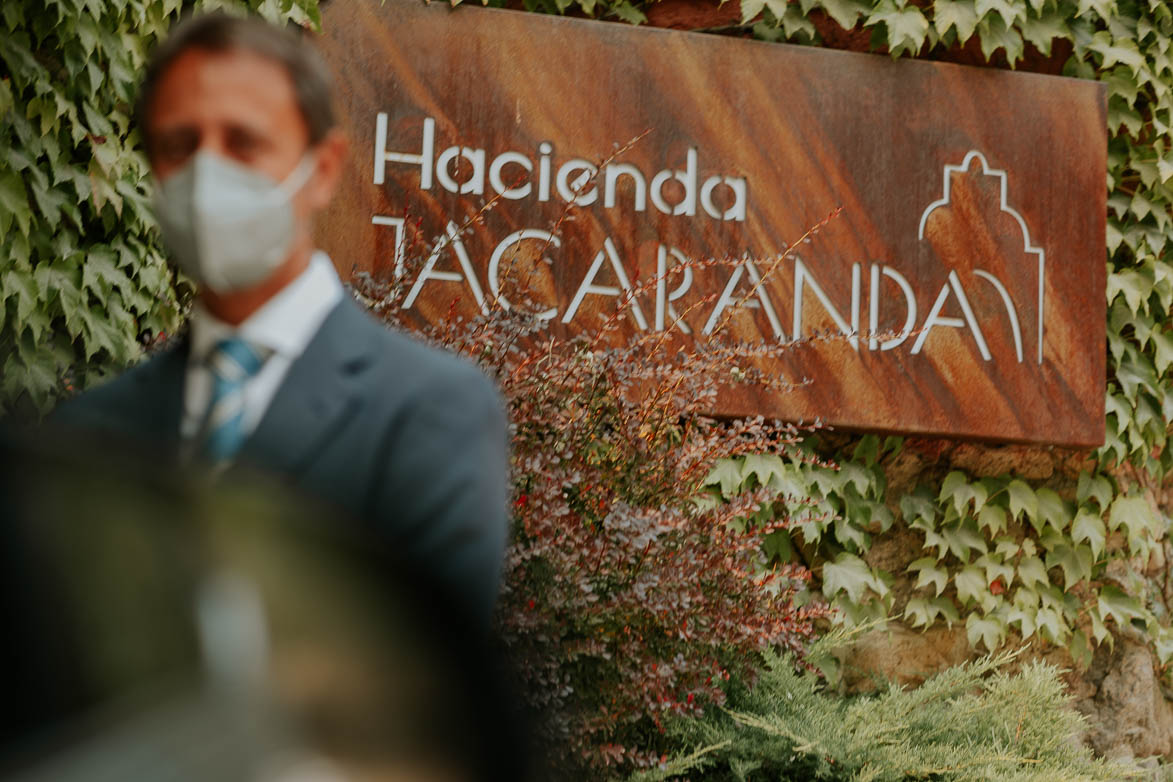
[0,0,319,416]
[708,441,1173,674]
[633,646,1133,781]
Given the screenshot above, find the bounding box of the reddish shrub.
[356,192,836,775]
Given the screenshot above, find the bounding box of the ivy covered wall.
[0,0,318,416]
[3,0,1173,746]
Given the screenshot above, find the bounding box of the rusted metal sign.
[315,0,1107,447]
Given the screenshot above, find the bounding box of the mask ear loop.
[275,152,318,200]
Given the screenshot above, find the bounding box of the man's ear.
[305,128,349,211]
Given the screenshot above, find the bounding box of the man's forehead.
[149,46,305,131]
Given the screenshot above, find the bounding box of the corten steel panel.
[314,0,1107,447]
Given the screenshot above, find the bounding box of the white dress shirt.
[181,251,344,442]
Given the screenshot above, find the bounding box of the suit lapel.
[237,299,376,476]
[136,342,188,451]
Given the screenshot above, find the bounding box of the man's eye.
[227,130,263,159]
[153,132,197,166]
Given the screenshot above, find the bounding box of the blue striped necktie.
[199,337,269,464]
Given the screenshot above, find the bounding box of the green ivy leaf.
[868,0,929,56]
[741,453,786,488]
[82,247,134,297]
[2,268,39,325]
[909,556,948,596]
[1114,353,1158,405]
[707,459,744,497]
[822,552,886,603]
[977,504,1007,535]
[1108,494,1157,537]
[839,462,873,496]
[0,167,32,237]
[1036,525,1067,553]
[993,537,1020,559]
[1035,605,1068,643]
[955,565,989,606]
[1098,585,1145,628]
[766,464,810,501]
[741,0,790,25]
[6,340,61,411]
[900,486,937,530]
[1089,32,1146,72]
[924,521,987,562]
[1089,606,1110,645]
[1076,472,1114,509]
[764,529,793,562]
[1007,479,1038,525]
[977,15,1024,64]
[966,612,1005,652]
[974,553,1014,587]
[0,77,12,119]
[851,434,880,466]
[1020,8,1070,55]
[775,2,819,39]
[1035,488,1071,532]
[1158,151,1173,184]
[1007,602,1037,638]
[810,466,846,497]
[1045,542,1093,589]
[905,595,959,628]
[1071,509,1108,558]
[77,302,139,364]
[1154,627,1173,666]
[933,0,980,41]
[1107,267,1152,315]
[940,470,989,516]
[1152,330,1173,375]
[935,595,960,626]
[832,593,890,628]
[833,516,870,550]
[975,0,1022,27]
[1109,99,1145,137]
[818,0,871,29]
[1069,629,1093,668]
[608,0,646,24]
[1017,555,1049,591]
[741,0,767,24]
[904,596,935,628]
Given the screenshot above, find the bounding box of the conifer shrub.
[356,204,840,775]
[635,643,1134,782]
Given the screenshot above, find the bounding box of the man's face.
[146,46,344,238]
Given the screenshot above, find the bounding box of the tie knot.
[197,337,270,466]
[208,337,267,382]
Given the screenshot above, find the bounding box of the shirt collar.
[188,251,344,363]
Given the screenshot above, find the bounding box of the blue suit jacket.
[53,296,510,623]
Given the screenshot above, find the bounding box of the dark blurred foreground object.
[0,432,532,782]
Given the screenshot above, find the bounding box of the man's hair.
[134,13,336,153]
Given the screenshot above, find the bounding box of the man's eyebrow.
[153,123,198,136]
[226,121,265,135]
[152,125,198,144]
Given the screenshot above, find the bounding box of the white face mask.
[153,151,316,293]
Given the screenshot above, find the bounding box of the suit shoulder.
[50,345,185,430]
[354,309,500,400]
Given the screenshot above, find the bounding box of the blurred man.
[53,14,508,625]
